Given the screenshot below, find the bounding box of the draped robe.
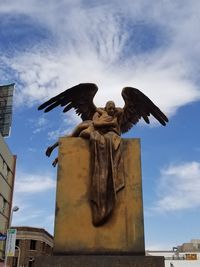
[89,111,125,226]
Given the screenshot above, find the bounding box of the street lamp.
[12,206,19,212]
[9,206,19,228]
[15,246,21,267]
[4,206,19,267]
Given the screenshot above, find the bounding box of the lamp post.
[9,206,19,229]
[15,246,21,267]
[4,205,19,267]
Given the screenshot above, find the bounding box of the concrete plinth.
[35,255,165,267]
[54,138,145,255]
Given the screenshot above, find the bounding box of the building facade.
[0,133,16,261]
[8,226,53,267]
[177,239,200,252]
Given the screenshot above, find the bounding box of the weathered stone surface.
[54,138,144,255]
[35,255,165,267]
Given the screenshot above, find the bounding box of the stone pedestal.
[36,138,165,266]
[35,255,165,267]
[54,138,144,255]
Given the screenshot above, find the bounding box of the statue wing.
[121,87,168,133]
[38,83,98,120]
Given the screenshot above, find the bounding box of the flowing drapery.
[90,130,125,226]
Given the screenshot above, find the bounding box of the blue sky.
[1,0,200,250]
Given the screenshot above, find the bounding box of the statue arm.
[52,157,58,167]
[46,141,59,157]
[93,112,118,128]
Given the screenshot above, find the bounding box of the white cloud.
[153,161,200,212]
[47,128,68,141]
[28,148,37,152]
[47,111,81,140]
[1,0,200,122]
[37,117,48,127]
[146,242,173,251]
[32,116,49,134]
[11,170,56,232]
[11,202,54,234]
[12,210,43,224]
[14,172,56,194]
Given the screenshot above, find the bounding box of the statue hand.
[46,146,53,157]
[52,158,58,167]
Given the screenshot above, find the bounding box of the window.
[28,258,35,267]
[42,242,45,251]
[12,257,18,267]
[46,244,51,254]
[15,239,19,247]
[0,195,4,212]
[0,156,3,169]
[0,195,6,214]
[3,161,8,177]
[30,240,36,250]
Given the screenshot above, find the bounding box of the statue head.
[105,101,116,116]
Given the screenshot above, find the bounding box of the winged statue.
[38,83,168,226]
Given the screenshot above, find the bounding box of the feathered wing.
[121,87,168,133]
[38,83,98,121]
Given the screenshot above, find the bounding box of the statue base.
[35,255,165,267]
[54,138,145,254]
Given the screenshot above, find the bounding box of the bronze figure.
[38,83,168,226]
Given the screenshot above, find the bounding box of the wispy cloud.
[11,203,54,234]
[146,242,174,251]
[15,172,56,193]
[32,116,49,134]
[12,210,44,224]
[47,111,81,140]
[47,128,68,141]
[12,170,56,233]
[153,161,200,212]
[1,0,200,121]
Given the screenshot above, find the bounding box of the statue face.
[105,101,115,116]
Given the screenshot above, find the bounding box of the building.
[146,248,200,266]
[0,83,16,262]
[177,239,200,252]
[0,83,15,137]
[0,133,16,261]
[8,226,53,267]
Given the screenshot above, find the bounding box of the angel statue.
[38,83,168,226]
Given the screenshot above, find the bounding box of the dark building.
[8,226,53,267]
